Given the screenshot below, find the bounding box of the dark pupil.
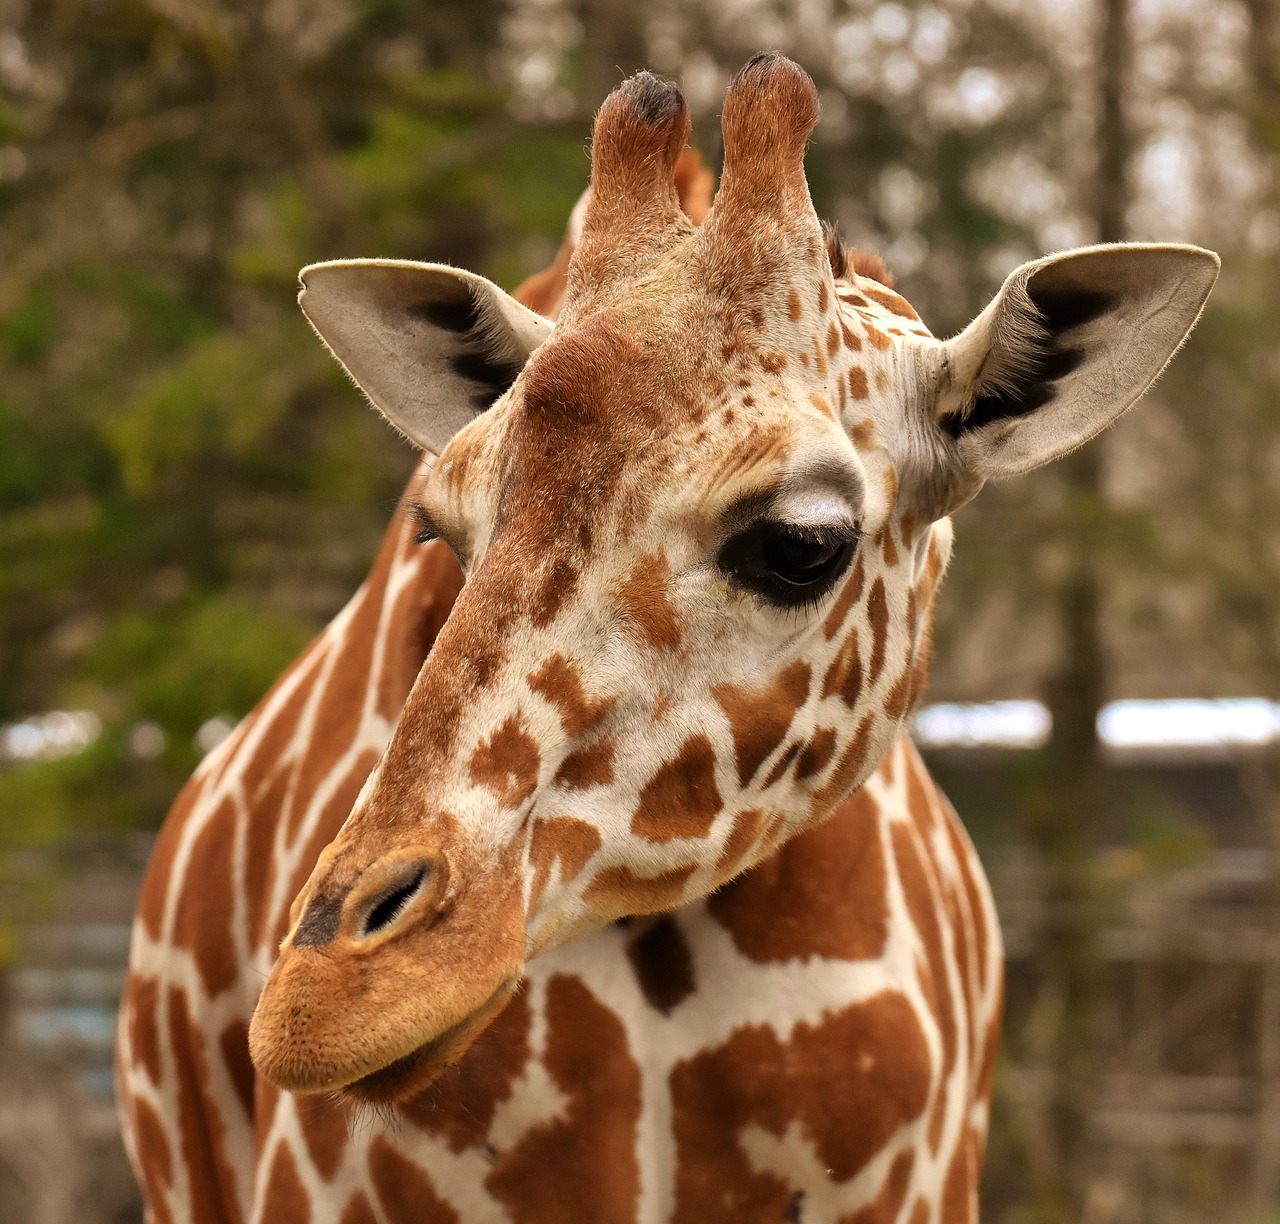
[763,531,840,585]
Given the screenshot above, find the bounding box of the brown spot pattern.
[260,1144,311,1224]
[529,653,615,737]
[528,815,603,913]
[585,862,698,916]
[618,550,683,650]
[809,393,836,421]
[627,916,697,1014]
[849,418,876,449]
[631,736,723,842]
[848,368,869,398]
[845,1150,915,1224]
[487,976,641,1222]
[811,714,876,818]
[891,823,957,1153]
[339,1194,380,1224]
[761,351,787,374]
[714,807,768,882]
[133,1098,174,1224]
[172,798,238,998]
[553,738,616,789]
[881,525,899,567]
[369,1135,460,1224]
[218,1020,255,1122]
[378,542,464,721]
[822,628,863,707]
[403,989,533,1153]
[670,991,931,1220]
[884,665,915,721]
[864,285,920,320]
[713,661,811,787]
[168,986,243,1224]
[823,554,866,640]
[796,727,837,780]
[762,741,803,789]
[864,322,892,350]
[239,642,322,807]
[469,716,541,808]
[294,1093,349,1182]
[287,564,389,841]
[867,577,889,685]
[710,787,889,963]
[129,973,163,1086]
[531,559,580,629]
[941,1126,981,1222]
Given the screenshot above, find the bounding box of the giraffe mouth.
[343,977,520,1104]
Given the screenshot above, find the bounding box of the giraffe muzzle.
[249,840,526,1098]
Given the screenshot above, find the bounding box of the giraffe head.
[248,55,1217,1101]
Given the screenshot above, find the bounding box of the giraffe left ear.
[932,243,1219,485]
[299,260,554,455]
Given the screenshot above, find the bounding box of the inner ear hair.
[414,280,530,410]
[940,273,1112,438]
[458,286,536,404]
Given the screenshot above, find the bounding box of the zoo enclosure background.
[0,0,1278,1222]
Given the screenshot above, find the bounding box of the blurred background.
[0,0,1277,1220]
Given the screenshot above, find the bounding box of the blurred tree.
[1018,2,1129,1216]
[0,0,591,834]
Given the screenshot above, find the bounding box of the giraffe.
[115,55,1218,1224]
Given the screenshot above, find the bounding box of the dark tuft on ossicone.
[621,71,685,126]
[731,51,793,86]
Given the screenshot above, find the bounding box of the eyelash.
[408,503,439,546]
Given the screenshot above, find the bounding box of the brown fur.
[709,787,890,963]
[630,736,723,842]
[712,661,812,786]
[626,916,697,1014]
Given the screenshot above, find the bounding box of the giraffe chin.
[342,977,520,1105]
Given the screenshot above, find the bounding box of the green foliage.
[0,1,587,845]
[84,596,312,737]
[0,286,56,365]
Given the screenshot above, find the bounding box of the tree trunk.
[1239,0,1280,1209]
[1028,0,1129,1216]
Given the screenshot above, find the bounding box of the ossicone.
[717,53,819,208]
[588,71,691,217]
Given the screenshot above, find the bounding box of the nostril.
[360,866,429,939]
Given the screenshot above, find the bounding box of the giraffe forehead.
[433,251,929,554]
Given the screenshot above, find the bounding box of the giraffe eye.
[718,519,859,608]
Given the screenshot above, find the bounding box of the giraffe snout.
[250,836,526,1097]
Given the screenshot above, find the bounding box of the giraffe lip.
[344,977,519,1104]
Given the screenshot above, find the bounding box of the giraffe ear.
[299,260,554,455]
[932,243,1219,485]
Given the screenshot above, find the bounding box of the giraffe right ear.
[299,260,554,455]
[929,243,1218,489]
